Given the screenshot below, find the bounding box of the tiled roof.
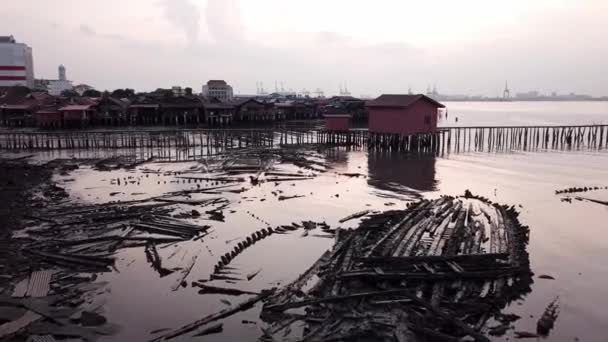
[366,94,445,108]
[59,105,93,111]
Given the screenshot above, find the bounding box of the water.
[7,101,608,341]
[439,101,608,127]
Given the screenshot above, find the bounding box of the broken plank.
[338,210,371,223]
[149,290,274,341]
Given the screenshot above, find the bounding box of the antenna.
[281,82,284,92]
[275,81,278,93]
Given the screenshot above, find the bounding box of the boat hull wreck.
[261,193,532,341]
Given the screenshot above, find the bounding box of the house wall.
[325,116,350,131]
[368,100,439,135]
[35,113,62,126]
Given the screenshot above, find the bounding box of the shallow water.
[4,101,608,341]
[439,101,608,127]
[43,145,608,342]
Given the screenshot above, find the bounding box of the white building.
[171,86,185,96]
[202,80,233,100]
[0,35,34,88]
[47,65,73,96]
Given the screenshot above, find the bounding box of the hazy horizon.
[2,0,607,97]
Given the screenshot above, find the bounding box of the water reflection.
[323,146,349,170]
[367,151,437,198]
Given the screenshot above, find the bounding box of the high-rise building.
[202,80,233,100]
[58,64,66,81]
[0,35,34,88]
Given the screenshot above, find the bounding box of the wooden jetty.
[0,124,606,155]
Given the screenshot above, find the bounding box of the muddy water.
[42,145,608,342]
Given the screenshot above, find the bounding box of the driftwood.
[171,250,200,291]
[338,210,372,223]
[192,323,223,337]
[149,290,274,341]
[193,283,259,296]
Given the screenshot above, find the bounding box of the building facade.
[202,80,233,100]
[0,36,34,88]
[366,94,445,135]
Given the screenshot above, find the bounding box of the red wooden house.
[366,94,445,135]
[324,107,351,131]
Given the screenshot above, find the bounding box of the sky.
[2,0,607,97]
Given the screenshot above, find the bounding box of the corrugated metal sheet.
[0,311,41,338]
[11,278,29,297]
[26,270,54,297]
[28,335,58,342]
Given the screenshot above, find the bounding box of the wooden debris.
[261,194,531,342]
[537,297,559,336]
[192,323,223,337]
[193,283,259,296]
[339,210,372,223]
[149,290,274,341]
[246,269,262,281]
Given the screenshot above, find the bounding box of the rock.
[80,311,107,326]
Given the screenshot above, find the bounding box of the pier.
[0,124,606,155]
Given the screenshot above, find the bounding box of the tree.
[185,87,193,96]
[111,89,128,98]
[61,89,79,97]
[83,89,102,97]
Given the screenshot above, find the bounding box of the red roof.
[1,104,35,110]
[59,105,93,111]
[366,94,445,108]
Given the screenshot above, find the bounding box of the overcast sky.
[2,0,607,96]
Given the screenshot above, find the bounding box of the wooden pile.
[261,194,532,342]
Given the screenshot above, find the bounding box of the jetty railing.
[0,124,606,155]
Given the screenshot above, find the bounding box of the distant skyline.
[2,0,608,97]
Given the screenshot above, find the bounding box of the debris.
[514,331,539,338]
[338,210,371,223]
[149,290,275,341]
[278,195,305,201]
[538,274,555,280]
[193,283,259,296]
[261,195,531,342]
[247,269,262,281]
[172,250,200,291]
[79,311,107,326]
[537,297,560,336]
[192,323,223,337]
